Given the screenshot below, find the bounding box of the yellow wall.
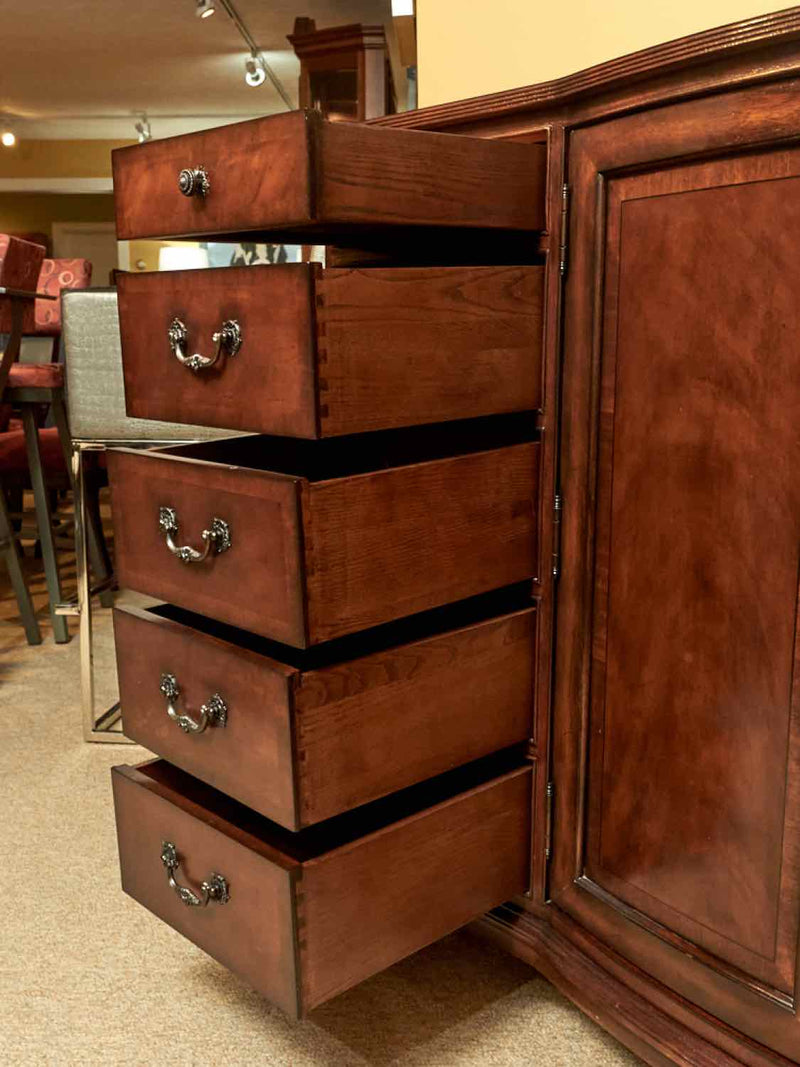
[0,193,115,248]
[417,1,784,107]
[0,140,131,178]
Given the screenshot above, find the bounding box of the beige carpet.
[0,525,641,1066]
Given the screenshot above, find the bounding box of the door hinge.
[552,493,562,580]
[559,183,570,278]
[544,780,555,861]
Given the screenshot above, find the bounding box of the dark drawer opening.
[137,745,529,865]
[163,411,538,480]
[147,580,535,670]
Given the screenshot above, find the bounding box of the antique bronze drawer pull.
[160,841,229,908]
[167,316,242,373]
[158,506,231,564]
[177,165,210,198]
[159,672,227,735]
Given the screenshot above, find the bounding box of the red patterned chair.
[34,258,93,361]
[1,249,109,644]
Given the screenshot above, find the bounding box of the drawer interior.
[147,580,535,671]
[161,411,537,481]
[135,746,529,864]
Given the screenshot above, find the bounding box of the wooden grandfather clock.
[287,18,395,121]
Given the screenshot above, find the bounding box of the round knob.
[178,166,210,198]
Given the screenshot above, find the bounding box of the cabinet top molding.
[374,6,800,130]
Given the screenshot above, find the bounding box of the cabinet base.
[473,905,794,1067]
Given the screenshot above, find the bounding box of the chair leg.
[52,398,114,608]
[0,486,41,645]
[21,407,69,643]
[84,476,114,609]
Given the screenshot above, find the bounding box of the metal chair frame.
[61,439,192,743]
[60,288,241,742]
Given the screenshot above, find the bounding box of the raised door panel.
[555,104,800,1059]
[585,154,800,996]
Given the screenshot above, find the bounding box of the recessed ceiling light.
[245,54,266,87]
[1,131,16,147]
[196,0,215,18]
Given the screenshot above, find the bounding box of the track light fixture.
[193,0,291,108]
[134,116,152,143]
[244,53,266,87]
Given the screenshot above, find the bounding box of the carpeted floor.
[0,505,642,1066]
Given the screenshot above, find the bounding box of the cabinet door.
[554,82,800,1060]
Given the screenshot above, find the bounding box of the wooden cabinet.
[106,11,800,1063]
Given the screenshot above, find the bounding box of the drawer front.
[114,601,536,829]
[114,604,298,829]
[112,759,533,1016]
[109,441,540,646]
[118,265,318,438]
[112,110,547,241]
[112,762,301,1016]
[108,449,308,646]
[117,264,544,438]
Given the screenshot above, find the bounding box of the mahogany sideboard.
[107,9,800,1065]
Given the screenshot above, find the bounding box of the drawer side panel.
[319,122,547,231]
[319,265,544,436]
[295,608,536,824]
[304,442,539,641]
[299,765,533,1009]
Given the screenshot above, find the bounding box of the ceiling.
[0,0,392,140]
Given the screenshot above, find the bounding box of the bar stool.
[2,257,109,644]
[0,234,47,644]
[60,288,243,740]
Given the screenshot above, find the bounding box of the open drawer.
[112,752,533,1016]
[112,109,546,242]
[116,263,545,438]
[108,419,540,647]
[114,588,536,828]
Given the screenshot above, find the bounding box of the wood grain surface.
[318,264,543,435]
[552,79,800,1063]
[303,442,539,642]
[112,109,546,241]
[117,265,318,437]
[116,263,544,437]
[113,758,532,1016]
[109,436,539,646]
[115,600,535,828]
